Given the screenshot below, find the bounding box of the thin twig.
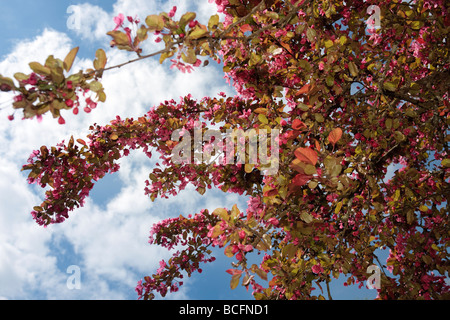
[326,277,333,300]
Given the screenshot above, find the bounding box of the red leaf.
[298,84,310,95]
[286,130,301,140]
[263,188,278,197]
[292,119,306,131]
[226,269,243,276]
[291,173,312,186]
[328,128,343,146]
[314,139,321,151]
[240,24,252,33]
[294,147,318,165]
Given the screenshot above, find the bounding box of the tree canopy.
[1,0,449,300]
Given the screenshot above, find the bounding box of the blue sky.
[0,0,380,300]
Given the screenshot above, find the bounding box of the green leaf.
[335,201,343,214]
[159,51,171,64]
[244,163,254,174]
[405,108,417,118]
[45,55,64,69]
[306,28,316,42]
[64,47,79,72]
[394,189,401,201]
[107,31,132,48]
[411,20,423,30]
[93,49,107,71]
[197,186,206,195]
[89,81,103,92]
[258,113,268,124]
[330,164,342,177]
[442,158,450,168]
[249,52,262,66]
[297,103,309,111]
[304,164,316,175]
[107,30,129,45]
[300,211,313,223]
[188,25,208,39]
[282,243,298,258]
[44,56,65,84]
[146,14,165,31]
[348,61,358,77]
[383,81,397,92]
[230,204,240,219]
[422,254,432,265]
[97,90,106,102]
[29,62,51,76]
[255,234,271,251]
[137,25,148,42]
[314,113,324,123]
[230,273,241,290]
[13,72,28,81]
[179,12,196,28]
[393,131,405,143]
[181,47,197,64]
[324,39,333,48]
[255,267,267,281]
[224,245,235,257]
[210,224,223,238]
[298,59,311,71]
[326,74,334,87]
[0,75,16,90]
[308,180,318,189]
[208,14,220,31]
[385,118,393,130]
[212,208,229,221]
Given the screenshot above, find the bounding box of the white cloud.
[0,0,243,300]
[0,29,73,76]
[66,3,111,42]
[0,159,57,298]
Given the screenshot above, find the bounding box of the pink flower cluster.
[136,210,219,299]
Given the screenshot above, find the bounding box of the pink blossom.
[319,62,324,70]
[239,244,253,252]
[168,6,177,18]
[127,15,140,24]
[189,20,198,28]
[267,217,279,227]
[157,260,167,274]
[368,32,382,46]
[113,13,125,31]
[236,252,244,261]
[58,116,66,125]
[410,40,423,58]
[65,99,74,108]
[13,94,23,102]
[123,27,132,44]
[169,59,194,73]
[312,264,324,274]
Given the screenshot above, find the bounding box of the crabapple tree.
[1,0,449,300]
